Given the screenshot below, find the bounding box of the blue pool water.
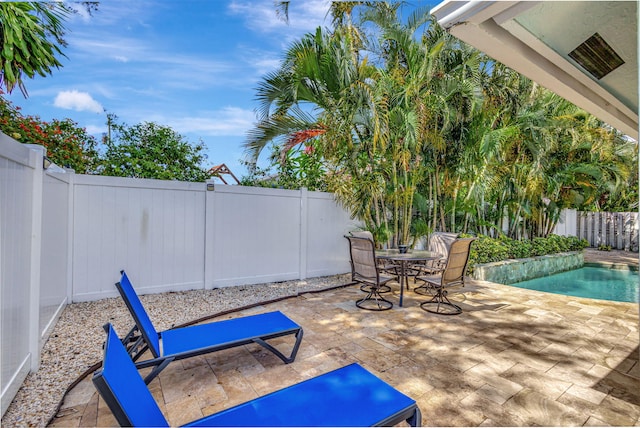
[511,266,639,303]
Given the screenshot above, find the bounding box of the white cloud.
[231,46,284,79]
[54,90,103,113]
[228,0,330,34]
[85,124,106,135]
[68,36,147,63]
[168,107,256,137]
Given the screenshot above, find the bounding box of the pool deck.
[583,247,639,267]
[51,250,639,427]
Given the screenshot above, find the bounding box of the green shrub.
[565,236,590,251]
[467,235,510,266]
[464,234,589,271]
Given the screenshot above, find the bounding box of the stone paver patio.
[50,250,639,426]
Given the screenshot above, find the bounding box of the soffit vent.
[568,32,624,80]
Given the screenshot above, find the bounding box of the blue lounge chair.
[94,324,422,427]
[115,271,303,383]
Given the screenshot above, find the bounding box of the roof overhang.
[431,1,638,140]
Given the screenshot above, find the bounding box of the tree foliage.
[0,2,99,96]
[241,141,328,191]
[244,1,637,246]
[99,115,213,182]
[0,96,99,173]
[1,2,68,96]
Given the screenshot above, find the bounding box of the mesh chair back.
[93,324,169,427]
[346,236,379,283]
[441,238,475,285]
[115,271,161,358]
[350,230,375,241]
[428,232,459,258]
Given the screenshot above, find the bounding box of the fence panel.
[39,171,71,337]
[577,211,639,251]
[552,208,577,236]
[1,137,37,415]
[208,185,300,287]
[71,175,207,301]
[204,185,355,288]
[305,190,355,278]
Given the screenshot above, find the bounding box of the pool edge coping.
[585,261,639,272]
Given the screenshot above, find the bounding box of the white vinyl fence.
[576,211,639,252]
[1,139,45,416]
[0,134,357,416]
[551,209,639,252]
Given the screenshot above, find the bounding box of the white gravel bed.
[1,274,351,427]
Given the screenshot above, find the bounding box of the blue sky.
[5,0,355,179]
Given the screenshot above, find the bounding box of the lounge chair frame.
[94,323,422,427]
[116,270,303,383]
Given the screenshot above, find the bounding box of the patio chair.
[414,231,459,295]
[415,237,475,315]
[348,230,392,293]
[345,235,397,310]
[115,270,303,383]
[94,323,422,427]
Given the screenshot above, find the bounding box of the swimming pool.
[511,265,639,303]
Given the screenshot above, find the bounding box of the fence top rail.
[1,134,40,168]
[211,184,339,202]
[73,174,206,191]
[45,170,73,185]
[211,184,305,198]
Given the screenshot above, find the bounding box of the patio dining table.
[376,249,440,307]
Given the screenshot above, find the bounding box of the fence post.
[591,212,596,246]
[610,212,615,247]
[628,212,633,251]
[615,213,622,250]
[631,212,636,252]
[580,212,591,245]
[299,188,308,280]
[66,169,75,303]
[25,145,44,371]
[584,212,589,244]
[627,212,632,251]
[204,180,216,289]
[577,211,583,240]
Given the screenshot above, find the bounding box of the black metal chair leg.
[413,282,437,296]
[356,288,393,311]
[360,283,392,294]
[420,288,462,315]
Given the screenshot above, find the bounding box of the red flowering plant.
[275,128,328,191]
[0,96,99,173]
[241,127,329,190]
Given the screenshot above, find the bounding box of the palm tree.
[0,2,73,96]
[246,1,637,246]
